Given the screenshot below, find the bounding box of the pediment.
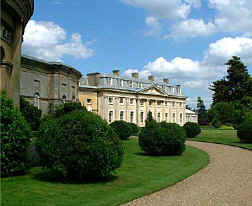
[139,86,166,96]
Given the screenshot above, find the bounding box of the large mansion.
[79,70,193,127]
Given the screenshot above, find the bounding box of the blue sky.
[22,0,252,108]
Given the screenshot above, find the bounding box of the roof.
[186,109,197,114]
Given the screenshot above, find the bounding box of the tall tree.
[197,97,208,125]
[210,56,252,105]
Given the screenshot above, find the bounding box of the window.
[130,111,134,123]
[139,83,142,88]
[180,113,183,124]
[62,83,67,87]
[149,100,152,106]
[109,111,113,123]
[120,80,124,87]
[172,102,175,107]
[72,96,76,101]
[165,101,168,106]
[120,111,124,120]
[1,21,13,44]
[109,97,113,104]
[34,93,40,109]
[157,101,162,106]
[140,99,144,106]
[157,112,161,122]
[62,94,66,103]
[172,113,176,123]
[87,99,92,104]
[129,81,133,88]
[130,98,134,104]
[179,102,182,107]
[140,112,144,123]
[119,97,124,104]
[165,113,168,122]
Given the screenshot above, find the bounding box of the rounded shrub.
[110,120,132,140]
[183,122,201,138]
[0,92,32,177]
[37,110,123,180]
[139,120,186,156]
[211,117,222,128]
[54,102,85,118]
[237,115,252,143]
[128,122,139,136]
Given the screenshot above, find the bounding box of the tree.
[210,56,252,105]
[197,97,208,125]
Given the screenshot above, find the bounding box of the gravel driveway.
[122,141,252,206]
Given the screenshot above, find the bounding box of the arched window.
[62,94,66,103]
[34,93,40,109]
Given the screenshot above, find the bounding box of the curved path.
[122,141,252,206]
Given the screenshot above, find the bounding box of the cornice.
[3,0,34,28]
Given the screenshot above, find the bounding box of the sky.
[22,0,252,108]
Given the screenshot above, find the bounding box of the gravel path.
[122,141,252,206]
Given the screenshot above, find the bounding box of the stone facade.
[20,56,82,115]
[0,0,34,106]
[79,70,188,127]
[186,109,198,123]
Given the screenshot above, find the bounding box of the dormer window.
[120,80,124,87]
[129,81,133,88]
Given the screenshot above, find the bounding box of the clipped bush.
[110,120,132,140]
[0,92,32,177]
[37,110,123,180]
[139,120,186,156]
[20,97,42,131]
[183,122,201,138]
[54,102,85,118]
[237,115,252,143]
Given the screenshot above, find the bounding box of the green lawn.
[189,129,252,150]
[1,139,209,206]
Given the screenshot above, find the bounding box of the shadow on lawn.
[32,169,118,184]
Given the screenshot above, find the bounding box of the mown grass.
[189,129,252,150]
[1,139,209,206]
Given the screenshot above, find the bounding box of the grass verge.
[188,129,252,150]
[1,139,209,206]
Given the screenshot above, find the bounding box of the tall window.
[62,94,66,103]
[130,98,134,104]
[180,113,183,124]
[109,97,113,104]
[120,111,124,120]
[149,100,152,106]
[129,81,133,88]
[140,99,144,106]
[130,111,134,123]
[165,113,168,122]
[109,111,113,123]
[34,93,40,109]
[157,112,161,122]
[140,112,144,123]
[120,80,124,87]
[172,113,176,123]
[119,97,124,104]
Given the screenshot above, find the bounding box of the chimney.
[148,75,155,81]
[163,78,169,84]
[87,72,101,86]
[132,72,139,80]
[112,69,120,77]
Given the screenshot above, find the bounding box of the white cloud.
[122,0,195,20]
[123,36,252,93]
[204,37,252,66]
[209,0,252,35]
[166,19,216,39]
[22,20,94,62]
